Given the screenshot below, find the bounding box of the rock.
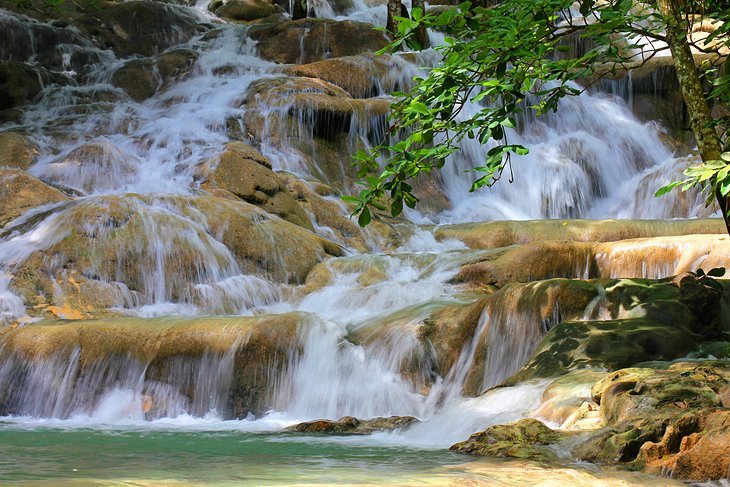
[659,410,730,481]
[110,58,159,102]
[156,48,199,86]
[0,169,69,228]
[0,61,56,111]
[454,234,730,287]
[286,415,418,434]
[435,219,726,250]
[283,54,410,98]
[248,18,390,64]
[419,296,490,392]
[450,418,563,462]
[243,77,390,189]
[536,370,606,427]
[0,9,101,72]
[572,361,730,481]
[86,2,207,58]
[0,132,39,170]
[506,277,726,383]
[211,0,283,21]
[279,174,371,252]
[43,141,139,193]
[8,194,343,318]
[0,314,305,417]
[198,142,313,230]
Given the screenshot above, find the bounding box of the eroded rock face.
[0,168,69,228]
[248,18,390,64]
[573,362,730,481]
[198,142,313,230]
[286,415,418,434]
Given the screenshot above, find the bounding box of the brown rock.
[248,18,390,65]
[286,415,418,434]
[198,142,313,230]
[0,169,69,228]
[156,48,199,86]
[0,132,39,170]
[110,58,159,102]
[212,0,282,21]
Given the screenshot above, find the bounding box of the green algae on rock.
[450,418,563,462]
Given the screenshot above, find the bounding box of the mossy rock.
[286,415,418,434]
[450,418,563,462]
[570,361,730,481]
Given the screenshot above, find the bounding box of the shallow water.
[0,426,681,486]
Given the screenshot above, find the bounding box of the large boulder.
[450,418,563,462]
[84,2,207,58]
[0,169,69,228]
[197,142,313,230]
[155,48,199,87]
[0,132,39,170]
[508,275,725,383]
[454,234,730,287]
[210,0,283,21]
[110,58,159,102]
[0,8,102,72]
[0,61,59,113]
[242,77,389,189]
[248,18,390,64]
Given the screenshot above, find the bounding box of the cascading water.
[0,0,723,473]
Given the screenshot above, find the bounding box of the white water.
[0,0,715,448]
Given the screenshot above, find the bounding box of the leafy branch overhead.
[348,0,730,227]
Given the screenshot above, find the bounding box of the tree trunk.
[412,0,429,49]
[386,0,400,35]
[657,0,730,233]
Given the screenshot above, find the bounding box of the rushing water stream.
[0,0,723,483]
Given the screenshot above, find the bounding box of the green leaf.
[358,207,371,227]
[654,180,683,198]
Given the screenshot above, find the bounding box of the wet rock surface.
[286,415,419,434]
[450,418,563,462]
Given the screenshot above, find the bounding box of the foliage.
[348,0,730,225]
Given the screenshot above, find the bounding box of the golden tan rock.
[0,132,39,170]
[0,168,69,228]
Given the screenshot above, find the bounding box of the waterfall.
[0,0,720,437]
